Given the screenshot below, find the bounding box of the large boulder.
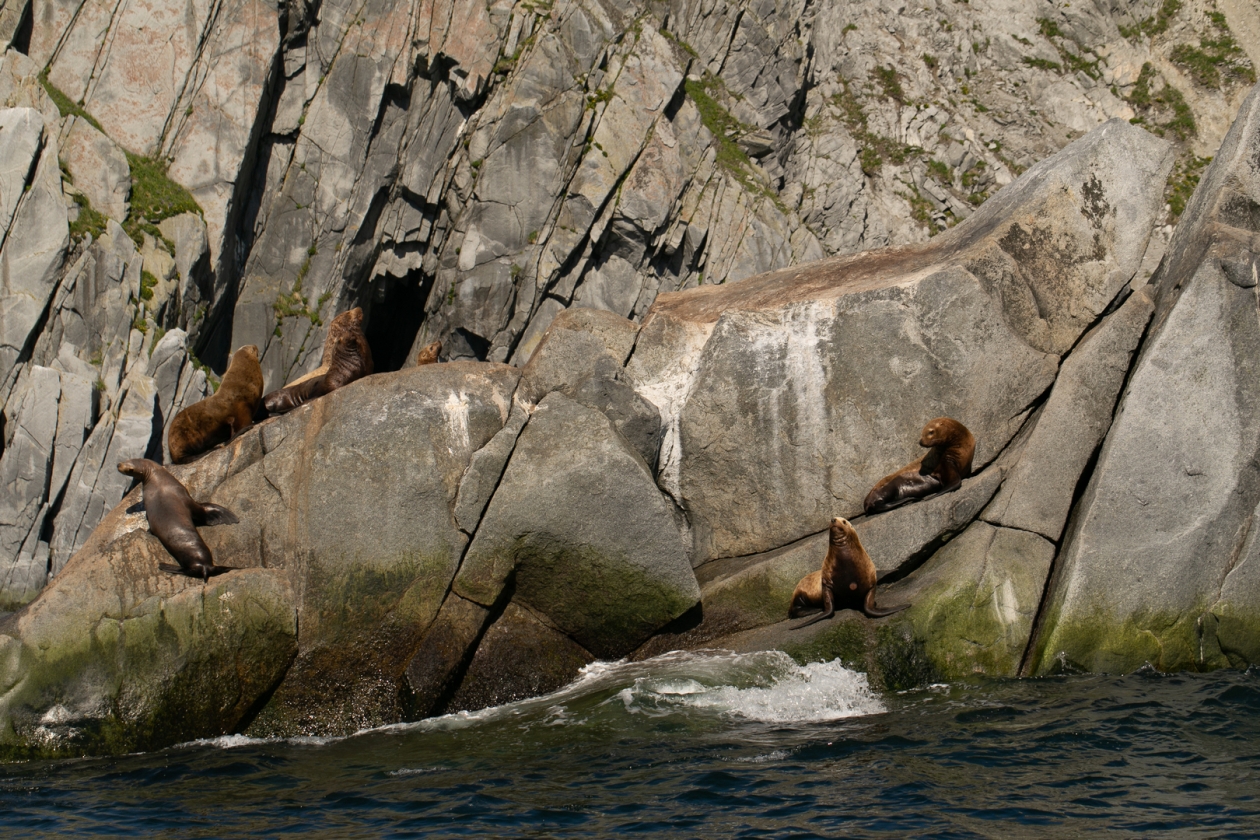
[628,120,1173,565]
[1029,87,1260,675]
[453,391,699,660]
[0,504,295,759]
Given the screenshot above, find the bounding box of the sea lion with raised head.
[863,417,975,514]
[117,458,239,579]
[263,307,374,414]
[415,339,442,366]
[790,517,907,628]
[167,345,264,464]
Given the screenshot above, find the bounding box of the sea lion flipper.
[196,503,239,526]
[206,564,237,577]
[158,562,184,574]
[790,608,834,630]
[125,499,146,515]
[862,588,909,618]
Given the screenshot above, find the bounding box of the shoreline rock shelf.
[2,88,1259,757]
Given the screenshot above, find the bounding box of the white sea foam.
[179,733,337,750]
[377,649,885,733]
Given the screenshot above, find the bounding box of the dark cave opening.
[363,269,433,371]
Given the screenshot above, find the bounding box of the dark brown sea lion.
[791,517,907,628]
[863,417,975,514]
[167,345,264,464]
[117,458,239,579]
[263,307,374,414]
[414,339,442,366]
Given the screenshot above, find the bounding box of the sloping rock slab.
[1030,86,1260,676]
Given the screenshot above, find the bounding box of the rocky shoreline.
[0,0,1258,758]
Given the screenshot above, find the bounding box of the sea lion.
[791,517,907,628]
[167,345,264,464]
[117,458,239,579]
[414,339,442,366]
[263,307,374,414]
[863,417,975,514]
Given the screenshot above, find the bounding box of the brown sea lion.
[263,307,374,414]
[414,339,442,366]
[791,517,907,628]
[863,417,975,514]
[167,345,264,464]
[117,458,239,579]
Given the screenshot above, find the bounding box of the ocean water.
[3,650,1260,838]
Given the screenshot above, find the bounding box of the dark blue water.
[3,650,1260,838]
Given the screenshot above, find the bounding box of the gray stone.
[985,286,1155,540]
[453,402,529,533]
[517,307,640,404]
[454,392,698,659]
[0,519,296,757]
[448,602,595,713]
[0,117,68,399]
[0,107,42,250]
[0,368,61,590]
[1030,86,1260,676]
[59,116,130,222]
[224,362,521,737]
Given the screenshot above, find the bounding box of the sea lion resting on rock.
[263,307,374,414]
[863,417,975,514]
[790,517,908,628]
[117,459,239,579]
[167,345,264,464]
[414,340,441,366]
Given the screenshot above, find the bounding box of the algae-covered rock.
[235,362,520,736]
[455,391,699,659]
[0,516,294,759]
[701,521,1053,687]
[448,602,596,714]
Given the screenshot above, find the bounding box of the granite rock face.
[3,0,1257,609]
[1029,86,1260,675]
[629,120,1171,564]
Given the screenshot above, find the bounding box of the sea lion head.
[829,516,855,545]
[920,417,965,448]
[330,307,365,334]
[233,344,260,364]
[117,458,155,480]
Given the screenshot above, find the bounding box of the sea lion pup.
[791,517,908,628]
[262,306,374,414]
[167,344,264,464]
[863,417,975,514]
[117,458,239,579]
[414,339,442,366]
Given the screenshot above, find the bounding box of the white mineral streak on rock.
[627,319,716,503]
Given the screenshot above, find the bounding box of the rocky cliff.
[0,0,1258,759]
[1,0,1257,603]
